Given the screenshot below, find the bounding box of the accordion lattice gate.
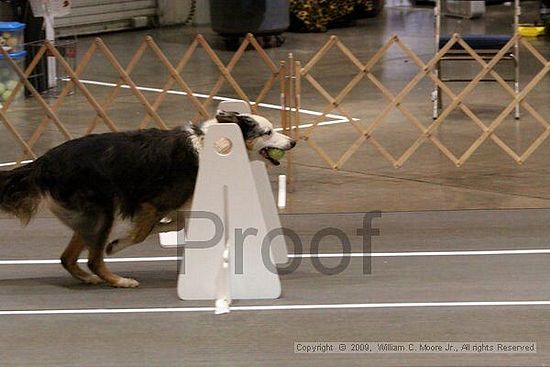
[0,33,284,165]
[287,33,550,170]
[0,32,548,172]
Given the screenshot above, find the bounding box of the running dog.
[0,111,295,288]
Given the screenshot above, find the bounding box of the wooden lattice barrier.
[0,32,548,176]
[288,32,550,170]
[0,33,285,165]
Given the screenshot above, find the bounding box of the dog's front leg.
[150,198,192,236]
[150,210,187,234]
[106,203,160,255]
[107,210,186,254]
[106,200,191,255]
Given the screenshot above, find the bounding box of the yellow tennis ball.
[6,80,17,90]
[2,90,12,100]
[267,148,285,161]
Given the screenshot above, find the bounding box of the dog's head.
[215,111,296,166]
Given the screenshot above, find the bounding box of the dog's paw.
[81,274,103,285]
[105,239,119,255]
[112,277,140,288]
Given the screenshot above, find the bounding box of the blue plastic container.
[0,22,26,53]
[0,50,26,103]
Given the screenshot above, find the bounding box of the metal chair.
[433,0,520,119]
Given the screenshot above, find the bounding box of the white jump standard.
[159,101,289,314]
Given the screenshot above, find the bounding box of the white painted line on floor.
[232,300,550,311]
[0,307,214,316]
[0,112,347,168]
[0,160,33,168]
[1,248,549,265]
[295,249,550,258]
[0,257,178,265]
[0,77,358,169]
[0,85,351,169]
[1,300,549,316]
[284,118,350,131]
[68,78,358,122]
[0,114,347,168]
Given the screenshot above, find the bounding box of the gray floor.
[0,1,549,366]
[1,209,549,366]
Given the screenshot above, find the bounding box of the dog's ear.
[215,111,240,124]
[216,111,257,138]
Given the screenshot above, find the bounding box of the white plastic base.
[158,100,287,306]
[177,123,283,300]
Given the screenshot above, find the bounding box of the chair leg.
[514,81,520,120]
[432,87,439,120]
[432,61,441,120]
[514,56,520,120]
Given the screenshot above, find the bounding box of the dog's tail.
[0,164,42,225]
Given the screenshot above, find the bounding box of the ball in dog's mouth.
[260,147,284,165]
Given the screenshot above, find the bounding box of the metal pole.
[432,0,441,119]
[514,0,520,119]
[42,3,57,90]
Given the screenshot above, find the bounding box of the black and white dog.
[0,111,295,288]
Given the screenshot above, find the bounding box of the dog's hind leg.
[60,232,103,285]
[106,203,160,255]
[86,211,140,288]
[88,244,139,288]
[49,199,103,284]
[49,197,137,287]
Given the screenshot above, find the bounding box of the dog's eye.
[265,131,272,136]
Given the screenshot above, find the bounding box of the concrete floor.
[1,209,550,366]
[0,1,549,366]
